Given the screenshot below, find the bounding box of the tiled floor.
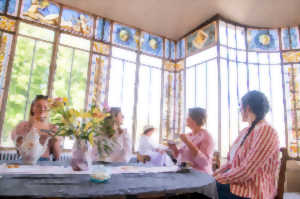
[284,193,300,199]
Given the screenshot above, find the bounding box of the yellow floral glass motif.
[0,16,16,32]
[93,41,110,55]
[164,61,175,72]
[21,0,60,26]
[283,51,300,63]
[175,60,184,72]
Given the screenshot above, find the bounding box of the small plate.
[90,176,110,183]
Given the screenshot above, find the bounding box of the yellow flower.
[88,133,94,146]
[84,122,93,131]
[63,97,68,103]
[69,109,79,117]
[80,111,91,118]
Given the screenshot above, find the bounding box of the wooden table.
[0,161,218,199]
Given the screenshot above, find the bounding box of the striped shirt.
[214,121,280,199]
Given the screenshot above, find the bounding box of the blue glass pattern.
[7,0,18,16]
[290,27,300,49]
[282,28,290,50]
[141,32,163,57]
[247,29,279,51]
[95,18,103,40]
[165,39,170,59]
[187,22,216,55]
[61,8,93,37]
[103,20,111,42]
[176,39,185,59]
[112,23,138,50]
[170,41,175,60]
[0,0,7,13]
[22,0,60,26]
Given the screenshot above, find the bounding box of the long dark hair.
[240,90,270,145]
[30,95,48,116]
[188,107,207,127]
[106,107,123,134]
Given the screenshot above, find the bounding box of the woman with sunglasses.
[11,95,62,161]
[214,91,280,199]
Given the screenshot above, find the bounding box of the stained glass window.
[0,0,19,16]
[176,39,185,59]
[21,0,60,26]
[87,55,109,108]
[284,64,300,157]
[113,23,138,50]
[162,61,175,141]
[247,29,279,51]
[0,0,6,13]
[103,20,111,42]
[0,31,13,109]
[0,16,16,32]
[187,21,217,56]
[165,39,170,59]
[170,41,175,60]
[282,27,300,50]
[283,51,300,63]
[7,0,18,16]
[95,17,103,41]
[61,8,93,37]
[93,41,110,55]
[95,18,112,42]
[141,32,163,57]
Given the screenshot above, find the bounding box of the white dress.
[93,130,132,163]
[138,135,174,166]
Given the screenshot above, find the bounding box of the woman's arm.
[180,134,200,157]
[51,137,63,161]
[122,130,132,162]
[215,125,279,184]
[168,143,179,157]
[181,133,214,169]
[11,121,31,147]
[48,124,62,161]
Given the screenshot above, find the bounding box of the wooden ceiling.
[55,0,300,40]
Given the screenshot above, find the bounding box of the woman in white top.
[93,107,131,162]
[138,125,174,166]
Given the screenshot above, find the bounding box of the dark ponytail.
[240,91,270,145]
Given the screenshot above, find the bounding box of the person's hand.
[179,134,189,144]
[156,149,164,154]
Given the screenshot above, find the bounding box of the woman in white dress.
[93,107,132,162]
[138,125,174,166]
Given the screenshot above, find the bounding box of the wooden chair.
[275,147,300,199]
[137,153,151,164]
[212,151,220,172]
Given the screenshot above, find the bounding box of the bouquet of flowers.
[48,98,115,156]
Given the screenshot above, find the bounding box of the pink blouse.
[178,129,214,174]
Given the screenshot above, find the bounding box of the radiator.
[0,150,20,161]
[0,150,72,161]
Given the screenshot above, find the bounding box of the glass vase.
[70,139,92,171]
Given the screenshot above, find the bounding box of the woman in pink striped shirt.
[214,90,280,199]
[168,107,214,174]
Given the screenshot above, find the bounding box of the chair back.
[212,151,220,172]
[276,148,288,199]
[137,153,151,163]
